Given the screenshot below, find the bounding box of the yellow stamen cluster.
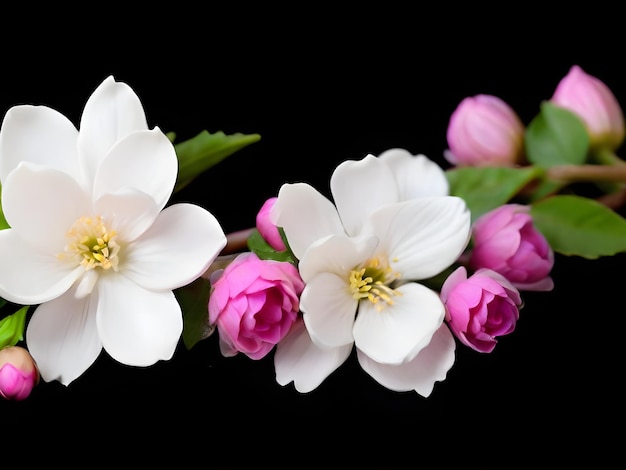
[349,256,401,311]
[60,216,120,271]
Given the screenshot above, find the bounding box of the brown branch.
[596,185,626,210]
[221,228,254,255]
[546,164,626,183]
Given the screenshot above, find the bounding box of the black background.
[1,11,622,465]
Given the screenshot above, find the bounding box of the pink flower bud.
[0,346,39,401]
[441,266,521,353]
[445,94,525,167]
[551,65,625,151]
[256,197,286,251]
[208,252,304,360]
[469,204,554,291]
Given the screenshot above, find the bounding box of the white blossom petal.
[0,229,82,304]
[298,233,378,283]
[271,182,345,260]
[2,162,90,250]
[123,203,226,291]
[77,76,148,186]
[378,148,450,198]
[275,319,352,393]
[93,128,177,210]
[300,271,358,349]
[96,275,182,366]
[331,154,399,236]
[367,197,471,280]
[94,189,160,242]
[353,282,445,364]
[357,324,456,397]
[0,105,79,183]
[26,287,102,385]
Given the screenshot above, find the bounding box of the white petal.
[331,155,399,237]
[0,105,79,183]
[77,76,148,186]
[353,282,445,364]
[96,275,182,366]
[300,272,357,348]
[367,197,470,280]
[0,229,82,304]
[123,203,226,291]
[2,163,90,250]
[274,318,352,393]
[271,183,345,260]
[378,148,450,198]
[93,128,177,210]
[75,269,99,298]
[298,233,378,282]
[94,189,160,242]
[26,287,102,386]
[357,324,456,397]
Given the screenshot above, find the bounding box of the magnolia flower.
[441,267,521,353]
[551,65,625,152]
[0,76,227,385]
[469,204,554,291]
[0,346,39,400]
[444,94,526,167]
[272,153,471,396]
[208,252,304,360]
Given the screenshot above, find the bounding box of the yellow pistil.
[349,256,401,311]
[59,216,120,271]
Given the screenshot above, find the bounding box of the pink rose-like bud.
[445,94,525,167]
[0,346,39,401]
[469,204,554,292]
[256,197,286,251]
[208,252,304,360]
[441,266,521,353]
[551,65,625,151]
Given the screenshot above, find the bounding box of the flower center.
[349,256,402,310]
[60,216,120,271]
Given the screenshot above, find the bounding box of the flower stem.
[589,147,626,167]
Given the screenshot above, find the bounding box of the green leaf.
[525,102,589,168]
[247,229,298,264]
[446,166,544,222]
[176,277,214,350]
[0,306,29,348]
[173,130,261,192]
[530,194,626,258]
[524,178,567,203]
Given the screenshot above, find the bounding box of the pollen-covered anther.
[61,216,120,271]
[349,256,402,309]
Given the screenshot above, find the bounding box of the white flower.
[272,152,470,396]
[376,148,450,199]
[0,76,227,385]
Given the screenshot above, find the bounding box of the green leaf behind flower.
[176,276,215,350]
[172,130,261,192]
[525,102,589,168]
[530,194,626,258]
[247,229,298,264]
[446,166,543,222]
[0,306,28,348]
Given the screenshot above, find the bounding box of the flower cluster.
[1,65,625,401]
